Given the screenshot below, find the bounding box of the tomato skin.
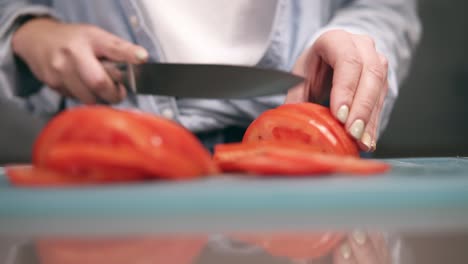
[231,232,344,260]
[214,141,390,176]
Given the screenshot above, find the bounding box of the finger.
[315,30,363,125]
[332,242,357,264]
[368,232,391,264]
[345,35,386,144]
[359,53,389,151]
[88,27,148,64]
[347,230,380,264]
[63,62,97,104]
[72,48,124,104]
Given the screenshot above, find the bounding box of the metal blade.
[104,62,304,99]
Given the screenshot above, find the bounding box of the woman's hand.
[333,231,391,264]
[12,18,149,104]
[285,30,389,152]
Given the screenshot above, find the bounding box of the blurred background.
[1,0,467,162]
[375,0,468,158]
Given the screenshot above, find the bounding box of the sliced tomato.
[244,103,359,157]
[42,143,206,180]
[118,109,218,174]
[243,108,349,156]
[214,142,390,175]
[5,165,99,187]
[276,103,359,156]
[231,232,344,260]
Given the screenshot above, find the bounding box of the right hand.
[12,18,149,104]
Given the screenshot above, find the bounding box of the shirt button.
[161,108,175,119]
[129,15,139,28]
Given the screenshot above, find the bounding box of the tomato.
[7,106,218,186]
[5,165,103,187]
[42,143,205,180]
[214,141,390,175]
[276,103,359,156]
[33,107,217,175]
[231,232,344,260]
[243,103,358,156]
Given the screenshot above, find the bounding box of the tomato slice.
[5,165,99,187]
[276,103,359,156]
[118,109,218,174]
[244,103,359,157]
[231,232,344,260]
[214,142,390,175]
[21,106,218,187]
[42,143,206,180]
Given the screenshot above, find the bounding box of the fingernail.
[352,230,367,245]
[371,140,377,151]
[135,48,148,61]
[340,243,352,260]
[361,132,372,150]
[349,119,365,140]
[336,105,349,124]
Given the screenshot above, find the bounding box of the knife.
[102,62,304,99]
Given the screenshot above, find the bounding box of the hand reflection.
[333,231,391,264]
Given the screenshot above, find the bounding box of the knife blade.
[102,62,304,99]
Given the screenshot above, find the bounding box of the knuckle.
[50,55,66,73]
[358,98,376,115]
[82,24,101,36]
[342,53,363,69]
[358,35,376,47]
[366,64,386,81]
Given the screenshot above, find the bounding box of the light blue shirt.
[0,0,421,136]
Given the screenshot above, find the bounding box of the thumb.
[90,28,149,64]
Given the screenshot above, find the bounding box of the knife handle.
[101,61,137,94]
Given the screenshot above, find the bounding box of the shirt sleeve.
[306,0,422,137]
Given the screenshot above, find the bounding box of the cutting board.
[0,158,467,236]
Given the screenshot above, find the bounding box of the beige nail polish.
[135,48,148,61]
[371,140,377,151]
[337,105,349,124]
[349,119,365,140]
[352,230,367,245]
[361,132,372,150]
[340,243,352,260]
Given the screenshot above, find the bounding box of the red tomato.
[42,143,205,180]
[5,165,105,187]
[214,141,390,176]
[276,103,359,156]
[243,103,358,156]
[231,232,344,260]
[7,106,218,186]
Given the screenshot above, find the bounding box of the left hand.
[332,231,391,264]
[285,30,389,152]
